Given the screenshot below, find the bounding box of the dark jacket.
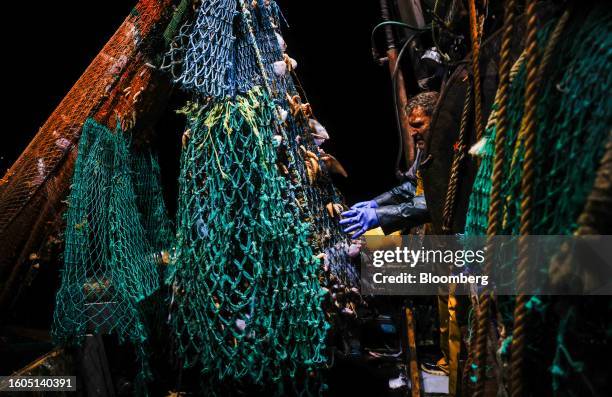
[373,180,430,234]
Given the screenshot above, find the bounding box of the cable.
[391,34,421,177]
[370,21,431,60]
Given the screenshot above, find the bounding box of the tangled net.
[163,0,355,277]
[464,6,611,394]
[52,118,172,388]
[232,0,357,285]
[162,1,360,391]
[0,0,174,301]
[162,0,237,97]
[170,87,328,390]
[466,9,611,237]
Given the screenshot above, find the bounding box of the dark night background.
[1,1,400,207]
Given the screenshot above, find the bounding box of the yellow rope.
[467,0,484,142]
[472,0,517,394]
[442,79,472,233]
[510,0,539,395]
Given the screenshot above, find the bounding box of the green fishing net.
[162,0,358,286]
[163,1,358,392]
[464,7,612,394]
[169,87,328,391]
[465,8,611,237]
[52,118,172,388]
[131,151,175,252]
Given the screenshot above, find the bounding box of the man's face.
[408,105,431,150]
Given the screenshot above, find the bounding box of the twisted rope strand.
[442,80,472,233]
[472,0,517,394]
[510,0,539,395]
[508,9,571,396]
[467,0,484,142]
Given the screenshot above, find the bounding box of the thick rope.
[510,0,539,395]
[484,51,525,133]
[573,132,612,236]
[537,9,571,86]
[442,79,472,233]
[505,9,571,187]
[507,9,572,396]
[472,0,517,395]
[467,0,484,142]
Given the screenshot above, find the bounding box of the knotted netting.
[162,0,358,285]
[163,0,357,284]
[465,8,611,236]
[234,0,288,94]
[162,0,238,97]
[52,118,167,386]
[0,0,174,298]
[463,7,611,393]
[163,0,359,390]
[234,0,357,286]
[131,151,175,252]
[170,87,328,389]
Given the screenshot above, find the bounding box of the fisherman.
[339,91,438,238]
[340,91,456,378]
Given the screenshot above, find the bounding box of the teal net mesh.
[235,1,357,285]
[162,0,357,285]
[161,0,359,391]
[169,87,328,389]
[465,9,611,237]
[161,0,238,97]
[463,7,612,394]
[131,151,175,252]
[52,118,173,387]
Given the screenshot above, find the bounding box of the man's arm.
[372,180,418,207]
[375,195,429,234]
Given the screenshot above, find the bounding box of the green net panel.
[162,0,358,287]
[170,87,328,390]
[131,151,175,252]
[464,7,612,394]
[52,118,165,386]
[162,0,358,391]
[465,8,611,237]
[236,0,358,286]
[0,0,174,303]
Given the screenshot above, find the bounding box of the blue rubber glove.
[350,200,379,210]
[340,207,380,238]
